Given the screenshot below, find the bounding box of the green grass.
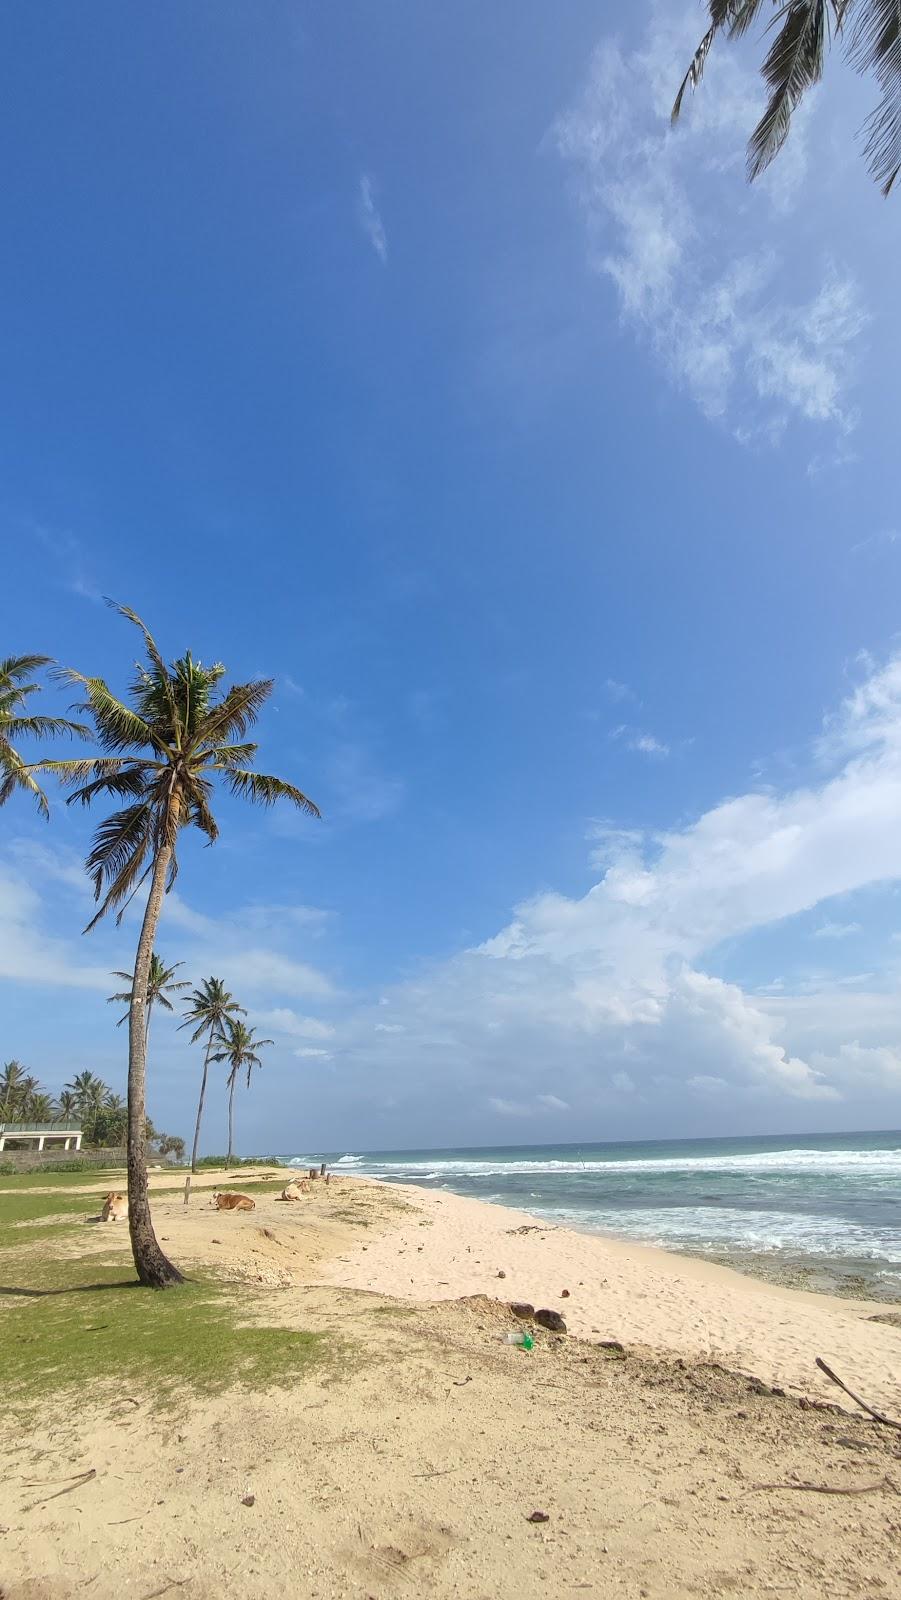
[193,1155,287,1169]
[1,1180,332,1415]
[0,1167,127,1190]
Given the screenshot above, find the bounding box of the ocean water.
[284,1131,901,1300]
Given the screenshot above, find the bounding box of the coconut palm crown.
[673,2,901,195]
[108,953,190,1034]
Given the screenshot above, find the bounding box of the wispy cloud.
[813,921,862,940]
[554,7,867,442]
[610,724,669,757]
[357,174,387,264]
[850,529,900,557]
[605,677,639,705]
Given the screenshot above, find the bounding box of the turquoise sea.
[285,1130,901,1299]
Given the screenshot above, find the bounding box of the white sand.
[324,1180,901,1414]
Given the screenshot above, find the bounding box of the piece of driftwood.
[21,1467,97,1510]
[747,1477,892,1496]
[816,1357,901,1431]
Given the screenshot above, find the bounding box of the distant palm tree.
[0,1059,28,1120]
[211,1020,272,1168]
[55,1088,78,1123]
[102,1091,128,1145]
[0,654,87,818]
[26,1091,54,1122]
[64,1070,108,1142]
[45,604,319,1287]
[108,953,189,1049]
[673,2,901,195]
[179,977,246,1178]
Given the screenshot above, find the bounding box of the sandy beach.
[3,1169,901,1599]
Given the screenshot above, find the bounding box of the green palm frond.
[746,1,828,179]
[224,769,321,816]
[672,0,901,192]
[1,653,53,682]
[0,756,51,820]
[208,741,259,768]
[852,0,901,192]
[57,671,163,754]
[3,715,91,741]
[197,679,274,745]
[1,653,89,818]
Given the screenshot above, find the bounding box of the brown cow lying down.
[101,1191,128,1222]
[213,1191,255,1212]
[280,1179,309,1201]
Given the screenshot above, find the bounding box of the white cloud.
[374,1022,405,1034]
[605,677,638,704]
[357,175,387,264]
[610,725,670,757]
[813,921,862,940]
[554,7,866,440]
[630,732,669,757]
[293,1047,333,1060]
[256,1009,335,1040]
[0,863,110,992]
[330,650,901,1118]
[488,1093,569,1117]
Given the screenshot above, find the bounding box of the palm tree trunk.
[127,843,184,1288]
[226,1070,236,1168]
[189,1036,214,1176]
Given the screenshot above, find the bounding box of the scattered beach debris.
[497,1269,506,1278]
[534,1308,566,1333]
[503,1330,534,1350]
[747,1478,894,1496]
[21,1468,97,1511]
[561,1289,570,1298]
[452,1376,472,1387]
[510,1302,534,1319]
[241,1494,256,1507]
[525,1510,550,1523]
[815,1357,901,1431]
[599,1340,626,1357]
[505,1224,551,1235]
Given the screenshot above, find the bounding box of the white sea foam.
[546,1204,901,1265]
[340,1147,901,1181]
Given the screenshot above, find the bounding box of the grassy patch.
[2,1186,332,1416]
[0,1168,127,1191]
[4,1270,324,1414]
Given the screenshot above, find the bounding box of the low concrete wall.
[0,1146,128,1172]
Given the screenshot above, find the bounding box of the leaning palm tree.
[108,953,189,1048]
[0,654,87,818]
[211,1019,272,1169]
[45,604,319,1288]
[673,2,901,195]
[179,977,246,1182]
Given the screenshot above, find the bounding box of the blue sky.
[3,1,901,1154]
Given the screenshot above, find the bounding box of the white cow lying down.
[280,1179,310,1201]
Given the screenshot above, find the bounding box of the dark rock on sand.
[534,1308,567,1333]
[510,1301,534,1319]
